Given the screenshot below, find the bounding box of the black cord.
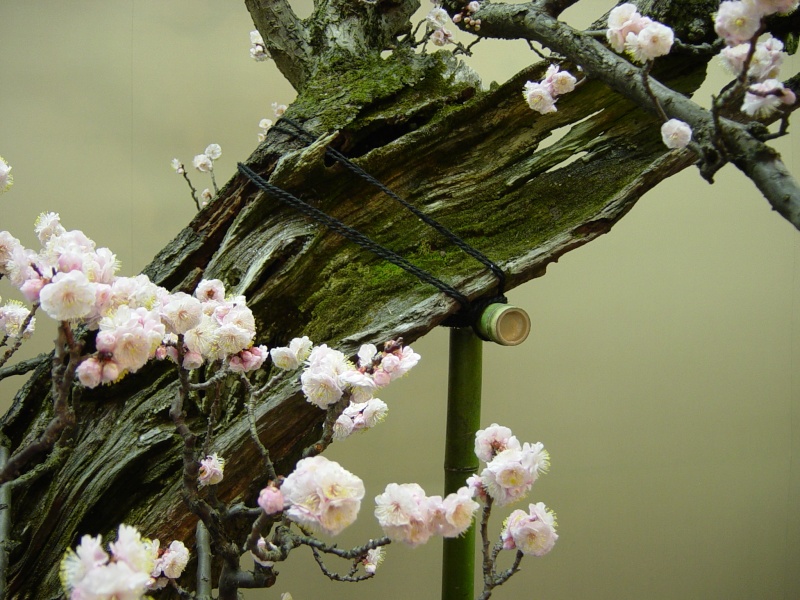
[273,118,507,296]
[237,163,471,310]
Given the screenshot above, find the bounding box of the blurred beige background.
[1,1,798,599]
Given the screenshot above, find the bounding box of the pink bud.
[258,485,284,515]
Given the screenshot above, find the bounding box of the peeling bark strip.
[0,0,795,596]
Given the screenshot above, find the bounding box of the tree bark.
[0,1,795,597]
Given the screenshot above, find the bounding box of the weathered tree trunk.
[0,0,789,596]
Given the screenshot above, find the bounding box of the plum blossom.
[624,21,674,62]
[270,335,313,370]
[719,36,785,81]
[150,540,190,589]
[258,484,285,515]
[715,1,763,46]
[660,119,693,149]
[0,156,12,193]
[204,143,222,161]
[742,78,796,116]
[544,64,577,96]
[522,81,557,114]
[374,483,436,547]
[250,30,270,61]
[258,118,273,142]
[39,270,96,321]
[480,442,549,506]
[272,102,287,118]
[198,453,225,486]
[160,292,202,335]
[170,158,185,174]
[333,398,389,440]
[427,6,450,28]
[606,3,652,52]
[194,278,226,303]
[0,300,35,338]
[363,547,384,574]
[282,455,365,536]
[229,344,268,373]
[430,28,454,46]
[60,524,155,600]
[192,154,213,172]
[475,423,520,462]
[501,502,558,556]
[431,486,480,538]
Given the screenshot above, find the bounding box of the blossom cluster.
[606,3,674,63]
[281,455,366,536]
[374,482,480,547]
[60,524,188,600]
[0,215,264,388]
[715,1,797,117]
[426,6,455,47]
[469,423,550,506]
[523,64,578,114]
[271,337,419,439]
[470,424,558,556]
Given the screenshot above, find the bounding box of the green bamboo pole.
[442,326,483,600]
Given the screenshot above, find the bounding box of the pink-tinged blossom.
[378,345,420,382]
[281,455,365,536]
[160,292,203,335]
[742,78,796,116]
[543,64,577,96]
[61,525,155,600]
[466,474,487,501]
[229,344,268,372]
[39,270,96,321]
[715,1,763,46]
[151,540,189,580]
[475,423,520,462]
[625,21,674,62]
[430,28,454,46]
[183,314,218,359]
[720,36,785,81]
[334,398,389,440]
[192,154,213,172]
[523,81,557,114]
[339,368,378,402]
[110,524,154,574]
[660,119,693,149]
[433,486,480,538]
[480,442,549,506]
[77,357,104,388]
[182,350,204,370]
[258,484,285,515]
[270,335,313,370]
[195,278,226,303]
[198,453,225,486]
[606,3,652,52]
[374,483,436,547]
[501,502,558,556]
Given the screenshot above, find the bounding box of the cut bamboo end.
[475,303,531,346]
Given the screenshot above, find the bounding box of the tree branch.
[245,0,314,90]
[463,2,800,230]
